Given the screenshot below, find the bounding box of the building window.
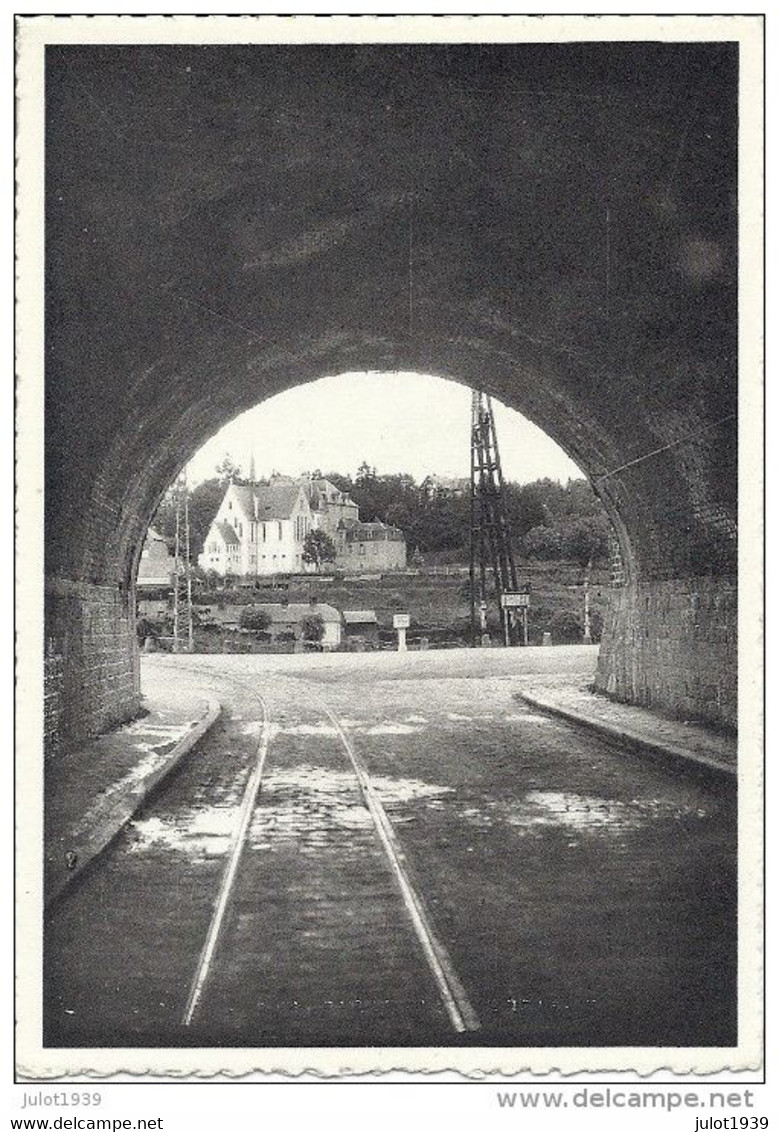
[278,522,283,540]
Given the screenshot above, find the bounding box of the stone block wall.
[45,580,141,751]
[595,576,737,730]
[43,646,64,759]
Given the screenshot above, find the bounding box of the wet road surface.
[45,651,736,1048]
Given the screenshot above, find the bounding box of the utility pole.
[184,468,194,653]
[172,470,194,654]
[469,391,522,646]
[582,557,592,645]
[173,486,181,654]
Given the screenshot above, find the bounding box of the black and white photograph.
[15,13,763,1080]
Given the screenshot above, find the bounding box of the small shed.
[342,609,379,645]
[242,601,342,649]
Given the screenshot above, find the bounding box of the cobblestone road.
[44,650,736,1048]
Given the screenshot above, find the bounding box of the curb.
[45,698,222,911]
[516,691,736,781]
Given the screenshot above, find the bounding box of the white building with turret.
[199,475,406,577]
[199,481,312,577]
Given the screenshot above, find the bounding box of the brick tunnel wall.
[37,40,741,748]
[44,581,140,755]
[595,576,737,730]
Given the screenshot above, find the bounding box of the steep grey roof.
[341,520,405,540]
[303,478,357,511]
[231,483,302,521]
[215,520,240,546]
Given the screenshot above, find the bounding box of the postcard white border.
[15,12,764,1079]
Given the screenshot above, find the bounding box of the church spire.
[249,449,256,486]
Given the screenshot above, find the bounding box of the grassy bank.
[178,561,612,647]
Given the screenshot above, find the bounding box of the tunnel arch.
[42,39,738,747]
[124,360,637,596]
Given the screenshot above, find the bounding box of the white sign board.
[501,592,530,609]
[393,613,410,629]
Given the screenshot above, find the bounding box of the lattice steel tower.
[469,391,521,646]
[171,469,194,654]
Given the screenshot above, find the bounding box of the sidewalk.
[45,673,221,909]
[517,675,736,779]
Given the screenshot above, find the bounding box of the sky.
[185,371,583,487]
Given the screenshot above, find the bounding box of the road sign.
[501,591,530,609]
[393,613,410,629]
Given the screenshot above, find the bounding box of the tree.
[320,471,354,495]
[152,476,226,564]
[301,613,325,642]
[302,529,336,571]
[562,514,611,568]
[239,608,272,633]
[522,524,565,560]
[215,455,243,485]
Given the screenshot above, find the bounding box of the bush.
[549,609,584,644]
[136,617,160,642]
[562,515,611,567]
[239,607,272,633]
[523,525,564,560]
[300,613,325,642]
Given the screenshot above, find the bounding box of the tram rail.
[58,665,480,1035]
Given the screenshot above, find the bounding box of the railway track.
[45,656,738,1049]
[46,664,480,1037]
[177,670,480,1033]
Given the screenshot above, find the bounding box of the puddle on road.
[272,722,338,737]
[128,808,239,857]
[258,764,452,807]
[237,721,263,737]
[125,763,454,859]
[251,764,454,851]
[514,792,647,833]
[322,717,425,736]
[364,723,422,735]
[458,791,710,839]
